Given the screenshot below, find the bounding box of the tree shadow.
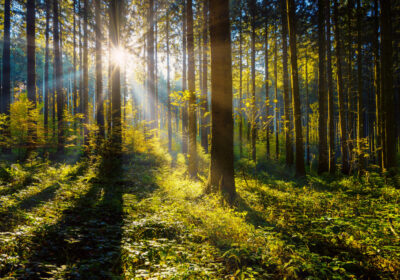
[0,183,61,232]
[12,153,160,279]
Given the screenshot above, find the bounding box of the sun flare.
[111,47,127,66]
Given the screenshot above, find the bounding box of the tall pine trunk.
[265,20,270,159]
[380,0,396,170]
[207,0,235,203]
[53,0,64,152]
[167,15,172,152]
[83,0,89,146]
[250,0,257,162]
[2,0,11,117]
[280,0,293,166]
[317,0,329,174]
[95,0,104,138]
[333,0,349,174]
[286,0,305,176]
[44,0,50,137]
[356,0,364,174]
[274,24,279,160]
[27,0,36,149]
[187,0,197,177]
[110,0,122,154]
[182,0,188,155]
[326,0,335,174]
[201,0,209,153]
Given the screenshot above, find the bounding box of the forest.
[0,0,399,278]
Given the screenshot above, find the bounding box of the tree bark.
[274,24,279,160]
[2,0,11,116]
[280,0,293,166]
[326,0,335,174]
[286,0,305,176]
[53,0,64,153]
[207,0,235,203]
[317,0,329,174]
[333,0,349,175]
[182,0,188,155]
[110,0,122,154]
[201,0,209,153]
[356,0,364,174]
[187,0,197,177]
[265,20,270,159]
[83,0,89,146]
[95,0,104,138]
[167,14,172,152]
[380,0,396,170]
[250,0,257,163]
[44,0,50,137]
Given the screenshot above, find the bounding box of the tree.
[182,0,188,155]
[250,0,257,162]
[44,0,50,137]
[148,0,156,130]
[27,0,36,148]
[333,0,349,175]
[280,0,293,166]
[73,0,78,129]
[264,6,270,159]
[200,0,209,153]
[326,0,335,174]
[286,0,305,176]
[187,0,197,177]
[53,0,64,152]
[317,0,328,174]
[380,0,396,170]
[207,0,235,203]
[2,0,11,116]
[166,12,172,152]
[356,0,364,174]
[83,0,89,145]
[110,0,122,153]
[274,23,279,160]
[95,0,104,138]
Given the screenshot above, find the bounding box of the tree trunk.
[305,49,310,166]
[2,0,11,116]
[380,0,396,170]
[317,0,328,174]
[182,0,188,155]
[44,0,50,137]
[167,15,172,152]
[201,0,209,153]
[333,0,349,174]
[95,0,104,138]
[265,20,270,159]
[373,0,382,168]
[286,0,305,176]
[326,0,335,174]
[27,0,36,149]
[83,0,89,146]
[356,0,364,174]
[250,0,257,163]
[53,0,64,153]
[73,0,77,130]
[110,0,122,154]
[280,0,293,166]
[187,0,197,177]
[239,12,243,158]
[207,0,235,203]
[274,24,279,160]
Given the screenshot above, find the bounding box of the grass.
[0,136,399,279]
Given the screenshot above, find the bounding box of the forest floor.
[0,141,399,279]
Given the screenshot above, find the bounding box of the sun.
[111,47,127,66]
